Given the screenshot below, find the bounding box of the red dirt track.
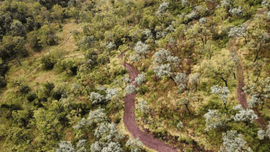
[235,52,266,127]
[119,53,177,152]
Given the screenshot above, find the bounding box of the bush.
[0,77,7,88]
[41,54,58,70]
[27,93,37,102]
[19,85,31,94]
[0,64,8,77]
[56,58,81,75]
[52,84,67,100]
[41,49,64,70]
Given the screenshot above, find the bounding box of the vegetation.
[1,0,270,151]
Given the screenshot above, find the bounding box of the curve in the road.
[119,53,178,152]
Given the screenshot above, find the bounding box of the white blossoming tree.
[219,130,252,152]
[257,122,270,140]
[177,121,184,130]
[204,109,229,132]
[56,141,76,152]
[126,137,144,152]
[134,72,146,85]
[211,85,230,110]
[229,6,243,18]
[156,2,169,15]
[137,100,150,115]
[231,104,258,125]
[106,88,118,100]
[125,84,137,94]
[90,92,106,104]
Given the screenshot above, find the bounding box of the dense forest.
[0,0,270,151]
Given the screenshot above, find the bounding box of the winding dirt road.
[235,51,266,127]
[119,53,177,152]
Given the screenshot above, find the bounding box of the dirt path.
[119,53,178,152]
[235,50,266,127]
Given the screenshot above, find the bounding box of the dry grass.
[0,20,81,103]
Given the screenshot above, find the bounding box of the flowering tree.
[182,0,190,7]
[137,100,149,115]
[134,41,149,57]
[243,77,270,110]
[211,85,230,110]
[204,109,229,131]
[105,88,118,100]
[156,2,169,15]
[90,92,106,104]
[134,72,146,85]
[219,130,252,152]
[55,141,76,152]
[199,17,208,24]
[126,137,144,152]
[231,105,258,125]
[229,6,243,18]
[257,122,270,140]
[177,121,184,130]
[125,84,137,94]
[153,64,172,78]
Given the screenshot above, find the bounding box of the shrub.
[26,93,37,102]
[41,54,58,70]
[0,77,7,88]
[19,85,31,94]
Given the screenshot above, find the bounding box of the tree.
[211,85,230,110]
[87,108,108,126]
[125,84,137,94]
[55,141,76,152]
[134,41,149,58]
[231,104,258,125]
[51,4,64,27]
[177,91,195,115]
[73,118,87,130]
[174,72,188,87]
[262,0,270,9]
[90,92,106,104]
[257,122,270,140]
[153,64,172,78]
[106,88,118,100]
[38,24,56,48]
[137,100,149,115]
[204,109,229,132]
[246,31,270,62]
[229,6,243,18]
[56,140,87,152]
[228,26,244,38]
[126,137,144,152]
[177,121,184,130]
[156,2,169,15]
[101,141,123,152]
[219,130,252,152]
[154,49,181,66]
[203,57,236,87]
[243,77,270,110]
[247,95,260,108]
[134,72,146,85]
[10,20,26,37]
[182,0,190,7]
[199,17,208,24]
[68,6,80,23]
[220,0,231,9]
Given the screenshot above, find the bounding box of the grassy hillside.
[1,0,270,152]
